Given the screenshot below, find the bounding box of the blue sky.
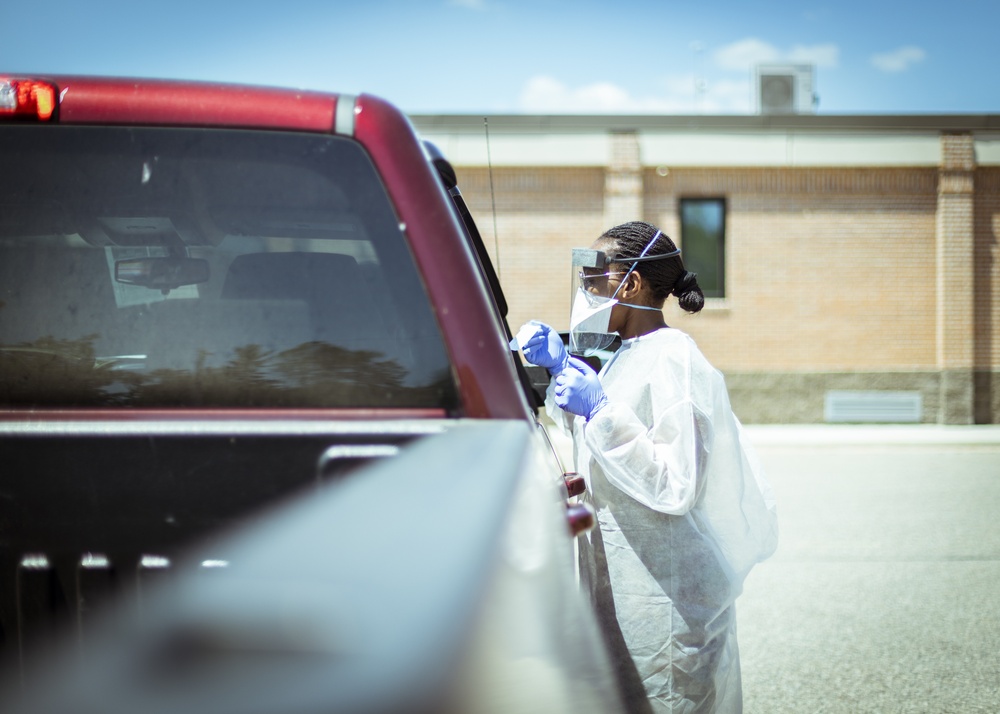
[4,0,998,115]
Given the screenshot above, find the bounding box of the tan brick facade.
[975,167,1000,422]
[417,115,1000,423]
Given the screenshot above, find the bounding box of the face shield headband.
[569,230,681,356]
[607,231,680,299]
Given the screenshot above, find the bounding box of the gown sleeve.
[582,394,710,515]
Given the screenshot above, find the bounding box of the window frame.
[678,197,727,300]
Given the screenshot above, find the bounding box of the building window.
[679,198,726,298]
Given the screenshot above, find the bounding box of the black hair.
[598,220,704,314]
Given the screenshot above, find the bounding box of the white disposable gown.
[547,328,778,714]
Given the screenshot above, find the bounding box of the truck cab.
[0,76,619,712]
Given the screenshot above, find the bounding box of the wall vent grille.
[824,390,923,423]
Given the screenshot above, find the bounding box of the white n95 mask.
[568,287,665,356]
[569,288,618,356]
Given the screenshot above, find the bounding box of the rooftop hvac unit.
[755,64,816,114]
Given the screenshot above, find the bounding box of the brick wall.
[646,167,940,373]
[455,166,606,333]
[975,167,1000,421]
[448,140,1000,423]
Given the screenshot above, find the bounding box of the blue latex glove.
[516,321,568,374]
[554,357,608,421]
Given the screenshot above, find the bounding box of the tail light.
[0,78,57,120]
[567,502,595,536]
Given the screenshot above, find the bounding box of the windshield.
[0,126,459,410]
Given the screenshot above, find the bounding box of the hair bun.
[673,270,698,295]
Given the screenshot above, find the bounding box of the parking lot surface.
[739,426,1000,714]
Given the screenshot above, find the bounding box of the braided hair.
[598,221,705,314]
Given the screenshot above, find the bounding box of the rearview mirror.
[115,257,209,291]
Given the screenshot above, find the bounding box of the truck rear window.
[0,126,459,410]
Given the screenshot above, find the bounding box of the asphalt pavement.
[737,425,1000,714]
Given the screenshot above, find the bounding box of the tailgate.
[0,417,451,663]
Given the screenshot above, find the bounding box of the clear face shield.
[569,248,624,356]
[568,232,681,356]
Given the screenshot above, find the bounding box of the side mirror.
[563,473,586,498]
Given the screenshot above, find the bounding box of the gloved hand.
[515,321,568,374]
[554,357,608,421]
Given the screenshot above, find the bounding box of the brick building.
[411,114,1000,425]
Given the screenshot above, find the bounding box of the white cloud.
[519,76,638,112]
[871,46,926,73]
[713,38,839,71]
[714,38,781,71]
[787,43,839,68]
[517,75,752,114]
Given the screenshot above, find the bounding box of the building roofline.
[410,113,1000,134]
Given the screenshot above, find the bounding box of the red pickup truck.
[0,76,621,713]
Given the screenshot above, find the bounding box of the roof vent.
[755,64,816,115]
